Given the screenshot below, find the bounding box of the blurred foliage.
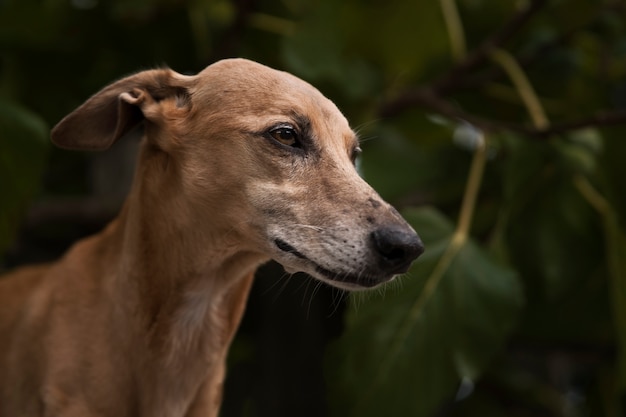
[328,206,523,417]
[1,0,626,416]
[0,99,47,255]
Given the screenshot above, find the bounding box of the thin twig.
[379,0,550,122]
[356,132,489,416]
[378,0,626,138]
[433,0,549,95]
[439,0,467,62]
[489,48,549,129]
[449,24,581,93]
[456,132,487,238]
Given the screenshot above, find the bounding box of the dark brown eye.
[269,126,299,147]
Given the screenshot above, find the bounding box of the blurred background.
[2,0,626,416]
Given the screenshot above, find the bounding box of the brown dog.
[0,59,423,417]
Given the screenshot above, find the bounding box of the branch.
[433,0,549,96]
[379,87,505,130]
[377,1,626,138]
[435,2,620,94]
[447,25,579,93]
[530,110,626,137]
[378,87,626,138]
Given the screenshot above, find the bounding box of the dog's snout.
[370,226,424,274]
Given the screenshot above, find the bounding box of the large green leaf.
[326,207,523,417]
[496,133,604,302]
[0,99,48,256]
[360,121,474,205]
[574,175,626,392]
[281,2,381,100]
[282,0,450,97]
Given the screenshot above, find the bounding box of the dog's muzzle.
[274,225,424,289]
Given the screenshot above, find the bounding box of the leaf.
[360,123,470,204]
[496,133,604,302]
[339,1,450,80]
[281,2,347,82]
[556,128,604,175]
[326,207,523,417]
[281,2,380,100]
[281,0,451,97]
[601,130,626,233]
[575,176,626,393]
[0,99,48,256]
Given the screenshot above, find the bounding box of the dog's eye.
[351,146,362,164]
[269,126,300,147]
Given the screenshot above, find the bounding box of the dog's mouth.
[273,238,390,289]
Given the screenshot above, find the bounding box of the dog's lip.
[273,238,390,288]
[313,265,383,288]
[274,238,307,260]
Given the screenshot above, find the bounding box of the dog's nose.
[370,226,424,274]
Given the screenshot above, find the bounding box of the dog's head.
[51,58,423,290]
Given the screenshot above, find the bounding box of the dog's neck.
[116,146,264,307]
[104,144,268,415]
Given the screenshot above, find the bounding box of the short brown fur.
[0,59,422,417]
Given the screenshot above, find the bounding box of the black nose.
[370,226,424,274]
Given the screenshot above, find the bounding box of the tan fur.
[0,59,422,417]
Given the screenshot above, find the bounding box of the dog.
[0,58,423,417]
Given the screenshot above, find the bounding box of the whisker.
[297,273,314,300]
[272,272,296,302]
[327,288,347,318]
[353,119,381,137]
[356,135,380,144]
[349,291,366,313]
[307,280,324,319]
[291,224,325,232]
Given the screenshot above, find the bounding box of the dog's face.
[181,59,423,290]
[51,59,423,291]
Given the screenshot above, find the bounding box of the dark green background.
[2,0,625,416]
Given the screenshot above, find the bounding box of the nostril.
[370,226,424,269]
[374,235,407,261]
[385,247,406,261]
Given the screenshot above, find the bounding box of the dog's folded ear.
[51,69,191,151]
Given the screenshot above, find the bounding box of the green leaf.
[281,0,450,97]
[575,176,626,393]
[0,99,48,256]
[496,133,604,302]
[281,2,346,82]
[555,128,604,175]
[360,122,470,204]
[601,130,626,232]
[281,2,381,100]
[327,207,523,417]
